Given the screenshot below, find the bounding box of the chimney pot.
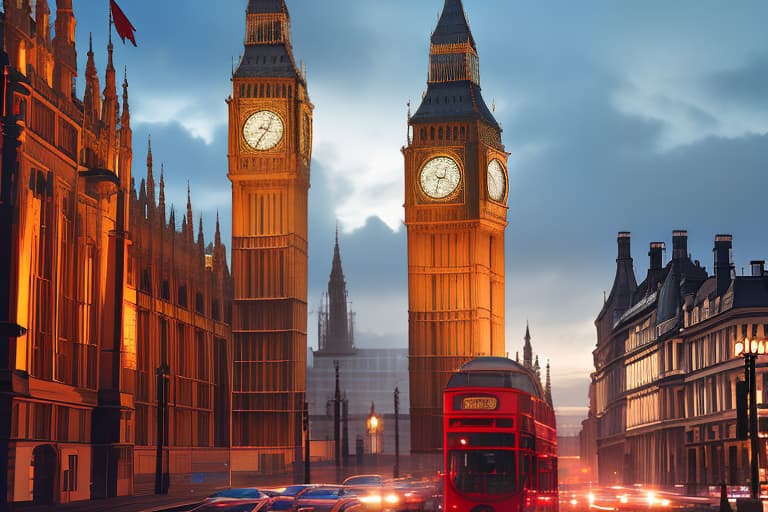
[672,230,688,260]
[751,260,765,277]
[648,242,665,271]
[617,231,631,260]
[714,234,734,295]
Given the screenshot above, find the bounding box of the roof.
[247,0,287,14]
[732,277,768,308]
[446,357,543,398]
[411,80,499,129]
[234,44,298,79]
[432,0,476,49]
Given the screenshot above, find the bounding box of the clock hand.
[255,116,275,148]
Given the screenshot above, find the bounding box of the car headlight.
[384,494,400,504]
[360,495,382,504]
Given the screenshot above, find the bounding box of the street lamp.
[366,403,382,456]
[734,337,764,501]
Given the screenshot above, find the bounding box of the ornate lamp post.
[734,337,764,501]
[366,403,382,457]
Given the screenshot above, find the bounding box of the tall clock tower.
[227,0,312,471]
[404,0,508,452]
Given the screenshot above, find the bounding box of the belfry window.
[430,127,435,140]
[438,127,443,140]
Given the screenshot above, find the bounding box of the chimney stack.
[672,230,688,260]
[714,234,734,295]
[751,260,765,277]
[617,232,631,261]
[649,242,665,271]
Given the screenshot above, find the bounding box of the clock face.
[419,156,462,199]
[243,110,284,151]
[487,159,507,202]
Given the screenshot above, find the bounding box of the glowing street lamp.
[366,402,382,455]
[734,337,764,500]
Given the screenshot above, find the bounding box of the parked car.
[290,485,355,512]
[205,488,270,502]
[191,498,271,512]
[269,484,318,511]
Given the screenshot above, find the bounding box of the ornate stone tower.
[404,0,508,452]
[227,0,313,471]
[317,228,355,355]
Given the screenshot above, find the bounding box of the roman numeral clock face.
[243,110,284,151]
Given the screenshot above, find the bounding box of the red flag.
[110,0,137,46]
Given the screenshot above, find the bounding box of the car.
[206,488,271,502]
[190,498,272,512]
[341,474,402,512]
[268,484,318,511]
[290,485,356,512]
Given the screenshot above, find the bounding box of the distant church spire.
[523,322,533,369]
[534,355,541,381]
[319,226,354,354]
[545,360,553,406]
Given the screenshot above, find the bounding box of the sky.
[69,0,768,419]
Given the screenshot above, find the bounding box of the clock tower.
[227,0,312,471]
[404,0,508,452]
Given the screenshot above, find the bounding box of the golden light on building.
[227,0,313,471]
[403,0,508,452]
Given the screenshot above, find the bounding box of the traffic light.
[737,379,748,440]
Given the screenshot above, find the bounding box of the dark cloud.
[709,53,768,107]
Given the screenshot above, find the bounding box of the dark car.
[290,485,354,512]
[269,484,318,511]
[191,498,271,512]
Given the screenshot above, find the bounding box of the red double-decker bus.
[443,357,558,512]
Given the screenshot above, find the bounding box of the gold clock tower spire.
[227,0,313,473]
[404,0,509,452]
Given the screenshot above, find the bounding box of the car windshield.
[209,488,264,499]
[281,485,310,497]
[301,487,343,498]
[448,450,517,496]
[343,476,382,486]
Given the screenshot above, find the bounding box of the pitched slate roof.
[431,0,476,49]
[411,81,499,129]
[247,0,287,14]
[234,44,298,79]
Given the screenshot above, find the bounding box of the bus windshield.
[448,450,517,496]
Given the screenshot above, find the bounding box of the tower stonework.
[404,0,508,452]
[227,0,312,472]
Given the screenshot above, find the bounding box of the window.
[178,284,188,308]
[195,292,204,314]
[63,454,78,492]
[161,279,170,300]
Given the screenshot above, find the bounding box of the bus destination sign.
[461,396,498,410]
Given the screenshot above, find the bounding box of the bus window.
[448,450,517,496]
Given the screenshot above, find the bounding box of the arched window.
[438,127,443,140]
[453,126,458,140]
[430,127,435,140]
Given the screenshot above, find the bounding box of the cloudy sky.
[71,0,768,418]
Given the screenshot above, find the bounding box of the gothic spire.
[121,66,130,128]
[534,355,541,381]
[432,0,475,49]
[186,182,194,244]
[324,226,354,354]
[84,33,101,126]
[158,163,166,224]
[523,323,533,370]
[53,0,77,96]
[545,360,553,406]
[215,210,222,247]
[146,135,155,209]
[197,215,205,251]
